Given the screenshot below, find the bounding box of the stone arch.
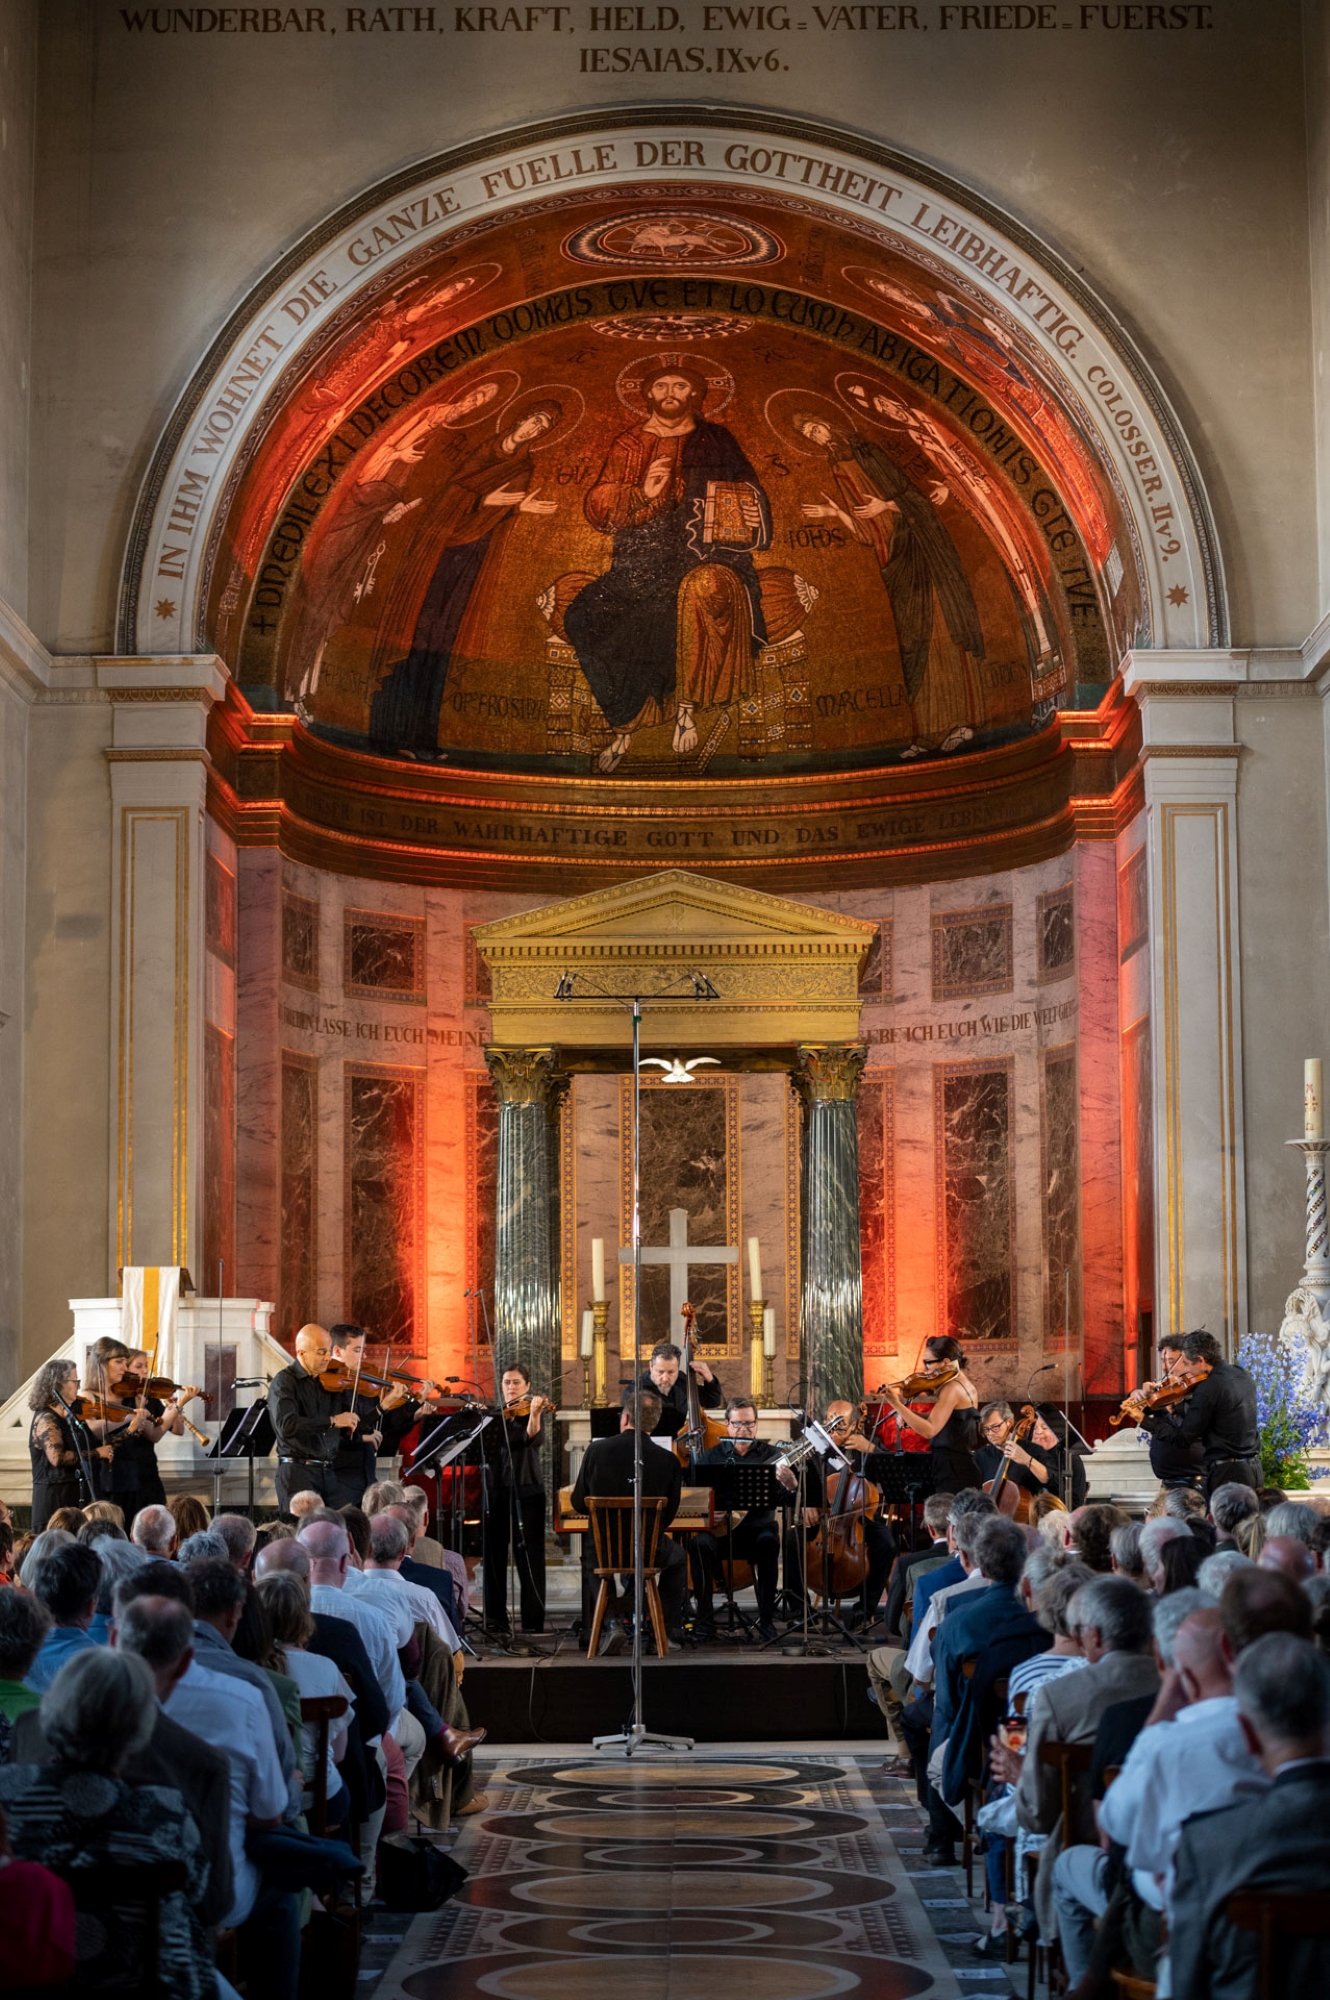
[120,107,1225,666]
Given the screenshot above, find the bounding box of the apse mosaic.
[210,187,1135,782]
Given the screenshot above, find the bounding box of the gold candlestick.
[592,1299,611,1408]
[748,1298,766,1405]
[764,1355,775,1407]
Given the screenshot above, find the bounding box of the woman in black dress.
[28,1359,113,1531]
[483,1363,551,1637]
[881,1335,981,1494]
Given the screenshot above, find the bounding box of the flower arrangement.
[1237,1332,1330,1488]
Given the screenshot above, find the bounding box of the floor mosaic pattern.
[371,1752,1025,2000]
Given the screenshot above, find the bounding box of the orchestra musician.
[636,1340,722,1439]
[483,1363,552,1638]
[785,1399,897,1629]
[27,1360,114,1530]
[1136,1328,1262,1496]
[112,1348,207,1520]
[880,1336,982,1493]
[267,1323,365,1514]
[1131,1332,1206,1492]
[326,1323,437,1501]
[690,1395,798,1643]
[974,1402,1060,1498]
[571,1386,687,1652]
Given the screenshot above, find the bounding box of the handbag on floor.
[376,1831,469,1912]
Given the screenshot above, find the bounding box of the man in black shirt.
[691,1395,798,1641]
[267,1323,364,1513]
[1138,1334,1205,1492]
[572,1386,687,1646]
[1140,1331,1261,1496]
[636,1340,723,1440]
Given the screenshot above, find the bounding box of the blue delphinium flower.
[1237,1332,1330,1487]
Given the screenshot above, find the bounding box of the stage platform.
[465,1642,881,1743]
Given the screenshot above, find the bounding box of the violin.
[1109,1361,1196,1429]
[884,1360,961,1399]
[500,1394,556,1420]
[69,1391,137,1425]
[317,1358,426,1399]
[135,1376,212,1406]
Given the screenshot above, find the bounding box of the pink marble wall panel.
[234,849,283,1307]
[1075,841,1125,1395]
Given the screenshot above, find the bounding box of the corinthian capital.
[484,1046,561,1105]
[795,1043,867,1104]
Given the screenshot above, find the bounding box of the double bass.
[673,1303,728,1466]
[797,1403,884,1602]
[983,1404,1066,1524]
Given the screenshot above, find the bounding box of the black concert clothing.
[1139,1360,1261,1494]
[929,1401,982,1494]
[28,1409,84,1529]
[572,1428,687,1638]
[691,1437,785,1629]
[483,1410,547,1634]
[267,1359,361,1511]
[110,1394,169,1521]
[974,1439,1046,1497]
[635,1367,723,1439]
[784,1446,896,1618]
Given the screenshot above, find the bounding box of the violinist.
[26,1360,114,1530]
[1137,1329,1261,1497]
[786,1400,897,1629]
[82,1337,161,1520]
[1128,1334,1205,1492]
[636,1340,722,1440]
[880,1336,982,1493]
[483,1363,552,1638]
[266,1323,364,1514]
[690,1396,798,1643]
[327,1323,437,1500]
[111,1349,207,1520]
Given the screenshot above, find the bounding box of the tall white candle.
[580,1309,594,1358]
[591,1238,606,1301]
[763,1307,776,1357]
[748,1236,762,1300]
[1306,1060,1324,1142]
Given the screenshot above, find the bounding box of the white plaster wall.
[0,0,34,618]
[22,2,1320,653]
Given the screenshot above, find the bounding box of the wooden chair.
[1226,1889,1330,2000]
[586,1496,669,1659]
[299,1692,349,1837]
[1108,1973,1155,1997]
[1035,1740,1093,1998]
[50,1860,189,1997]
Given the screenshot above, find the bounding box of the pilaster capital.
[795,1043,867,1104]
[484,1045,562,1105]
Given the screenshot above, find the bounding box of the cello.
[801,1402,884,1604]
[983,1404,1066,1524]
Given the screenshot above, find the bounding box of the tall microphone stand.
[54,1390,99,1508]
[556,967,717,1759]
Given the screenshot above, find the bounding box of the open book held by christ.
[703,480,764,551]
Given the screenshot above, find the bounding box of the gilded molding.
[795,1043,867,1104]
[484,1046,562,1106]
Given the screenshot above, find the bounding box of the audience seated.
[44,1508,86,1537]
[933,1516,1047,1796]
[1158,1533,1207,1595]
[0,1799,76,1988]
[179,1527,231,1564]
[1259,1532,1318,1583]
[1138,1515,1189,1591]
[1068,1504,1130,1574]
[25,1543,103,1690]
[377,1500,459,1627]
[131,1501,178,1558]
[256,1570,353,1833]
[169,1494,212,1543]
[1169,1633,1330,1998]
[17,1527,73,1589]
[0,1589,50,1726]
[86,1535,147,1642]
[1209,1480,1259,1553]
[213,1513,258,1573]
[0,1648,214,1997]
[359,1512,461,1650]
[1109,1520,1146,1582]
[1197,1547,1253,1599]
[184,1557,301,1813]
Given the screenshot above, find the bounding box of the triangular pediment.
[475,870,875,947]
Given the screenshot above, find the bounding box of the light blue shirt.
[25,1624,98,1692]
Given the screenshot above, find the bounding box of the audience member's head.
[0,1589,51,1685]
[363,1480,410,1516]
[1159,1534,1207,1595]
[1139,1515,1189,1590]
[1263,1501,1320,1546]
[947,1489,997,1554]
[186,1555,247,1639]
[41,1647,156,1776]
[231,1579,284,1673]
[252,1520,296,1556]
[91,1538,147,1615]
[340,1505,372,1563]
[130,1504,177,1557]
[1019,1542,1072,1604]
[1069,1573,1154,1661]
[30,1543,102,1629]
[1034,1562,1094,1642]
[1109,1520,1146,1582]
[1210,1482,1260,1539]
[1305,1572,1330,1656]
[253,1536,311,1582]
[1257,1487,1285,1515]
[45,1508,85,1537]
[1152,1586,1208,1668]
[922,1492,952,1541]
[177,1529,229,1566]
[168,1494,210,1543]
[211,1514,257,1572]
[298,1518,351,1580]
[1235,1511,1267,1561]
[367,1513,410,1569]
[0,1522,14,1582]
[256,1571,314,1652]
[1162,1488,1208,1523]
[18,1530,73,1590]
[76,1518,127,1548]
[1030,1491,1067,1530]
[1171,1604,1233,1702]
[81,1501,125,1531]
[382,1503,419,1550]
[973,1516,1028,1586]
[288,1491,325,1524]
[953,1502,998,1567]
[1219,1565,1315,1658]
[112,1594,195,1701]
[1198,1548,1254,1600]
[112,1560,194,1617]
[1233,1631,1330,1772]
[1069,1504,1130,1575]
[1259,1534,1317,1583]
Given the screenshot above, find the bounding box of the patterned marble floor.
[367,1751,1024,2000]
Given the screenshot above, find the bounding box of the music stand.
[864,1451,936,1556]
[691,1462,786,1642]
[206,1403,276,1519]
[412,1412,491,1647]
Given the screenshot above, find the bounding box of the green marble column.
[485,1047,564,1385]
[796,1043,867,1409]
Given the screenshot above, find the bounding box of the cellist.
[974,1402,1057,1499]
[785,1398,897,1630]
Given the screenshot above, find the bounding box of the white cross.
[619,1206,739,1332]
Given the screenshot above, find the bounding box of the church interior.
[2,4,1330,1998]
